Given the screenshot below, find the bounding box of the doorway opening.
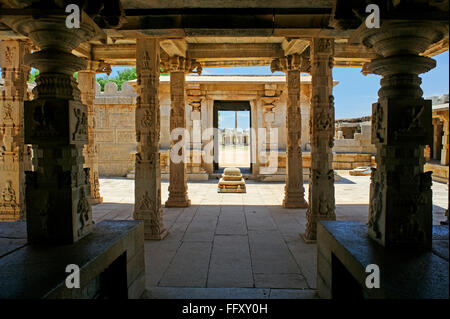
[213,101,251,174]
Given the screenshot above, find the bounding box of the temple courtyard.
[92,173,448,298]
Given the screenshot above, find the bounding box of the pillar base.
[89,197,103,205]
[145,228,168,241]
[165,198,191,208]
[282,197,308,209]
[300,233,316,244]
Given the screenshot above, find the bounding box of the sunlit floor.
[92,172,448,299]
[218,144,250,168]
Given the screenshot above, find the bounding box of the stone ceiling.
[0,0,448,68]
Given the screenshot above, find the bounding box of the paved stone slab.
[269,289,318,299]
[159,242,212,287]
[145,287,270,299]
[245,208,277,231]
[216,211,247,235]
[183,214,218,242]
[248,230,300,274]
[254,273,308,289]
[207,235,253,288]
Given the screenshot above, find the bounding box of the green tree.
[96,67,168,91]
[28,69,39,83]
[28,69,77,83]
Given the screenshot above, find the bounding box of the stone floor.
[92,172,449,298]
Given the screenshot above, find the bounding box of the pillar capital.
[161,56,202,74]
[270,53,310,73]
[80,60,112,76]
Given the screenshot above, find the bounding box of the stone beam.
[282,38,310,56]
[160,39,187,57]
[187,43,284,60]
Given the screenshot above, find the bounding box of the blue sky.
[219,111,250,130]
[101,51,448,121]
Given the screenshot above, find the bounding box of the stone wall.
[95,82,137,176]
[334,121,376,154]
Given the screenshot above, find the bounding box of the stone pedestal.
[218,167,246,193]
[133,38,167,240]
[271,54,308,208]
[163,56,202,208]
[4,14,99,244]
[0,40,30,221]
[304,38,336,242]
[360,21,447,249]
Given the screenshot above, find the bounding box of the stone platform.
[218,167,246,193]
[0,220,145,299]
[317,221,449,299]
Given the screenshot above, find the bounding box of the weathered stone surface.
[0,40,31,221]
[133,38,166,241]
[0,220,145,299]
[271,54,309,208]
[317,221,449,299]
[9,14,99,244]
[164,57,202,207]
[304,38,336,241]
[361,21,447,249]
[79,67,104,205]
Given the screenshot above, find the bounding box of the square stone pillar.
[2,13,100,244]
[432,118,442,160]
[360,21,447,249]
[271,54,308,208]
[133,38,167,240]
[78,63,110,205]
[163,56,202,207]
[304,38,336,242]
[441,118,449,165]
[0,40,30,221]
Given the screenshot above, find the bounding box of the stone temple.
[0,0,448,300]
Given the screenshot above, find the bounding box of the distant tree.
[28,69,39,83]
[95,67,168,91]
[28,69,77,83]
[96,67,136,91]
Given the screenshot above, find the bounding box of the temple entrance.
[213,101,252,173]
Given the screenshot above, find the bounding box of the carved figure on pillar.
[0,40,31,221]
[304,38,336,242]
[360,21,447,249]
[271,53,309,208]
[133,38,167,240]
[162,56,202,207]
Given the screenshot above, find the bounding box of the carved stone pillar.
[432,118,442,160]
[78,61,110,205]
[133,38,167,240]
[441,118,449,165]
[271,54,308,208]
[0,40,31,221]
[163,56,202,207]
[360,21,446,249]
[304,38,336,242]
[2,13,98,244]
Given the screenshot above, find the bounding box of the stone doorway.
[213,101,252,173]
